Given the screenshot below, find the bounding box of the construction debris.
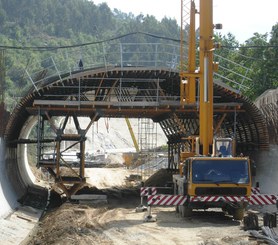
[70,194,108,205]
[249,226,278,245]
[243,213,259,231]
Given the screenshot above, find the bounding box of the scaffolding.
[137,118,158,179]
[36,111,98,197]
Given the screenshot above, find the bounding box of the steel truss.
[37,110,98,197]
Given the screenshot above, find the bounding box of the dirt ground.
[25,167,273,245]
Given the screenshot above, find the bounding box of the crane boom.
[180,0,196,104]
[199,0,214,155]
[180,0,215,155]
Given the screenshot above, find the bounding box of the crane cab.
[213,137,235,157]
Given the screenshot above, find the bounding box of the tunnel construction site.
[0,0,277,243]
[0,49,277,242]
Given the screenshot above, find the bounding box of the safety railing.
[214,54,252,92]
[24,42,181,93]
[23,41,253,99]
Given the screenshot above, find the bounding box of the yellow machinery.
[180,0,215,155]
[125,117,139,152]
[174,0,253,220]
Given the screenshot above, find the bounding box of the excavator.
[173,0,252,220]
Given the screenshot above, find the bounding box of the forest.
[0,0,277,110]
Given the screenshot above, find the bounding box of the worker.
[219,145,228,156]
[78,59,83,70]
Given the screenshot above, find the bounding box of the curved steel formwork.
[255,88,278,144]
[4,66,269,174]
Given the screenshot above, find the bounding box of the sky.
[92,0,278,43]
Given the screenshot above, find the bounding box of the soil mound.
[144,169,173,187]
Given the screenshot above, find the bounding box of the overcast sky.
[92,0,278,43]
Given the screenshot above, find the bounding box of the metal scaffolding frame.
[137,118,158,179]
[36,110,98,197]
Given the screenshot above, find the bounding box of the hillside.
[85,118,167,154]
[0,0,181,109]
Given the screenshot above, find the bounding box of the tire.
[233,208,245,220]
[181,206,193,217]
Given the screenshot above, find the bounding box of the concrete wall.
[0,138,17,218]
[0,117,37,218]
[251,144,278,194]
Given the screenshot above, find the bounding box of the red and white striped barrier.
[249,194,277,205]
[190,195,249,203]
[143,186,277,206]
[251,187,261,195]
[140,187,157,197]
[147,195,187,206]
[250,187,278,205]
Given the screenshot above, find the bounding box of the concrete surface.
[0,206,43,245]
[252,144,278,194]
[0,138,43,244]
[0,138,18,218]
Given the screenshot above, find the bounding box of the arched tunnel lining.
[255,88,278,144]
[1,67,271,217]
[0,117,40,217]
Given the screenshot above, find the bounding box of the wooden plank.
[71,194,107,200]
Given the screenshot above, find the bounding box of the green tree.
[264,23,278,88]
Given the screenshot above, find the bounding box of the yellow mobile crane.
[173,0,252,220]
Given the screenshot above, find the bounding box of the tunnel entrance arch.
[3,65,269,198]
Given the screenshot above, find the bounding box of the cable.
[222,45,278,49]
[217,48,278,61]
[1,31,276,53]
[0,32,182,52]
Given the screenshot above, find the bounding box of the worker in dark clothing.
[78,59,83,70]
